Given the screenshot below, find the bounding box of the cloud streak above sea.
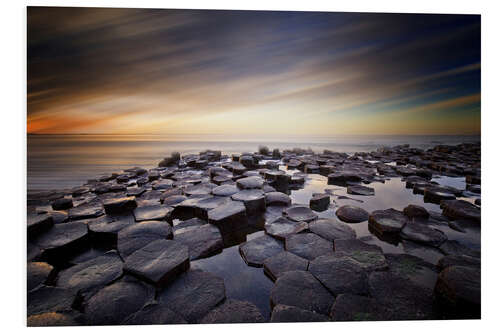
[27,8,480,135]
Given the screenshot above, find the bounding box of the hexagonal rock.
[368,271,436,320]
[236,176,264,190]
[208,200,248,233]
[400,222,447,247]
[212,184,239,197]
[265,191,291,206]
[162,194,187,207]
[335,205,369,223]
[265,216,308,240]
[49,210,69,224]
[123,239,189,287]
[334,238,383,254]
[157,270,226,323]
[200,299,265,324]
[309,255,369,296]
[384,253,438,290]
[270,304,330,322]
[35,221,89,263]
[403,204,429,220]
[117,221,173,258]
[193,196,231,220]
[283,206,318,223]
[88,215,134,246]
[239,234,283,267]
[231,189,266,215]
[368,208,409,234]
[123,303,187,325]
[263,251,309,282]
[448,219,479,233]
[270,270,334,316]
[68,201,104,220]
[285,233,333,260]
[347,185,374,196]
[27,286,77,316]
[423,188,456,204]
[309,193,330,211]
[335,249,388,272]
[309,218,356,242]
[85,278,155,325]
[152,179,174,190]
[440,200,481,222]
[127,186,147,197]
[57,250,123,303]
[51,197,73,210]
[184,184,214,196]
[133,204,173,222]
[327,172,362,186]
[174,224,223,260]
[434,266,480,319]
[439,240,480,258]
[27,262,55,291]
[437,255,480,271]
[27,311,83,327]
[330,294,388,321]
[27,214,53,239]
[102,196,137,214]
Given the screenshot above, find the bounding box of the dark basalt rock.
[173,217,207,233]
[384,253,438,290]
[231,189,266,215]
[200,299,265,324]
[239,234,283,267]
[117,221,173,258]
[35,221,89,264]
[270,270,334,316]
[212,184,239,197]
[270,304,330,322]
[27,262,55,291]
[51,198,73,210]
[265,191,291,206]
[162,194,187,206]
[184,184,214,196]
[133,204,173,222]
[439,240,480,258]
[440,200,481,222]
[434,266,480,319]
[368,271,436,320]
[328,172,362,186]
[309,193,330,211]
[68,247,107,265]
[334,238,383,254]
[283,206,318,223]
[127,187,147,197]
[437,255,481,271]
[68,201,104,221]
[423,187,456,204]
[27,311,83,327]
[403,204,430,220]
[330,294,388,321]
[264,216,308,240]
[84,278,155,325]
[285,233,333,260]
[174,224,223,260]
[263,251,309,282]
[50,210,69,224]
[28,286,77,316]
[400,222,447,247]
[236,176,264,189]
[334,249,388,272]
[173,195,212,220]
[123,303,187,325]
[368,208,408,234]
[208,200,248,233]
[157,270,226,323]
[27,213,54,239]
[57,250,123,305]
[309,255,369,296]
[335,205,369,223]
[123,239,189,287]
[309,218,356,242]
[102,196,137,214]
[347,185,374,196]
[152,179,174,191]
[194,196,231,220]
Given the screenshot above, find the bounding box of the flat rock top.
[174,224,223,260]
[335,205,369,223]
[263,251,309,281]
[68,202,104,220]
[200,299,265,324]
[265,216,308,240]
[308,218,356,242]
[441,200,481,222]
[347,185,375,196]
[330,293,387,321]
[283,206,318,223]
[236,176,264,189]
[239,234,283,267]
[124,239,189,286]
[285,233,333,260]
[384,253,438,290]
[85,279,155,325]
[117,221,172,258]
[123,303,187,325]
[334,238,383,254]
[27,262,54,291]
[212,184,239,197]
[28,286,76,316]
[157,270,226,323]
[270,270,334,316]
[133,204,173,222]
[309,254,369,296]
[231,189,265,201]
[184,184,215,196]
[27,311,83,327]
[435,265,481,312]
[88,215,133,234]
[208,200,246,221]
[195,196,231,210]
[369,208,409,233]
[400,222,447,247]
[270,304,330,322]
[265,192,291,206]
[57,250,123,296]
[35,221,88,249]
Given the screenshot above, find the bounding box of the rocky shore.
[27,143,481,325]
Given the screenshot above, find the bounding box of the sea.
[27,134,480,191]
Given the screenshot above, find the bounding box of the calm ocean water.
[27,134,480,191]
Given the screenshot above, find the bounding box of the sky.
[27,7,480,136]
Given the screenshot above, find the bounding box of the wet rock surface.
[239,234,283,267]
[335,205,369,223]
[133,204,173,222]
[271,304,330,322]
[264,216,308,240]
[200,299,265,323]
[174,223,223,259]
[117,221,173,258]
[123,303,187,325]
[309,218,356,242]
[283,206,318,223]
[27,262,55,291]
[285,233,333,260]
[369,208,409,234]
[263,251,309,281]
